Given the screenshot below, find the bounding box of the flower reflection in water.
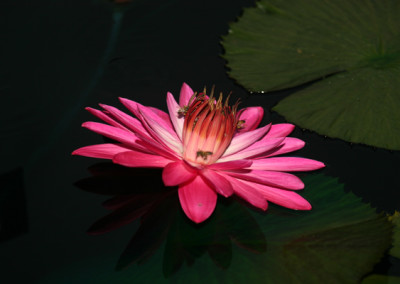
[76,162,266,276]
[76,164,392,282]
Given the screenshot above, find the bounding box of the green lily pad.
[222,0,400,150]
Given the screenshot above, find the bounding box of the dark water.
[1,0,399,283]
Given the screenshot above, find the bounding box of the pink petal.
[72,143,131,159]
[137,104,183,154]
[217,138,285,162]
[82,122,150,153]
[265,123,295,138]
[119,98,178,146]
[238,179,311,210]
[236,106,264,134]
[201,169,233,197]
[119,97,142,118]
[86,107,130,131]
[249,157,325,171]
[259,137,305,158]
[208,160,252,170]
[222,124,272,157]
[166,92,184,140]
[99,104,150,139]
[162,161,197,186]
[97,103,180,160]
[224,175,268,210]
[149,106,174,130]
[104,100,178,159]
[113,151,174,168]
[227,170,304,190]
[264,190,311,210]
[134,139,180,161]
[178,176,217,223]
[179,82,194,106]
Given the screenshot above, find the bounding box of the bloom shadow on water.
[76,164,392,282]
[76,162,267,277]
[73,83,392,282]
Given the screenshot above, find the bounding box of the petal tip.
[184,205,215,223]
[118,97,131,105]
[181,82,191,90]
[260,201,269,211]
[179,82,194,106]
[297,140,306,148]
[310,160,326,170]
[190,215,209,224]
[295,201,312,211]
[283,123,296,134]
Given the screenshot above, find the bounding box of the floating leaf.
[222,0,400,150]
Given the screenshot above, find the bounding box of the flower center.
[181,89,239,165]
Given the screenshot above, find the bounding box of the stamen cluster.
[182,89,239,165]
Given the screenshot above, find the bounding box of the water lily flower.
[73,83,324,223]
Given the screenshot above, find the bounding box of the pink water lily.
[73,83,324,223]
